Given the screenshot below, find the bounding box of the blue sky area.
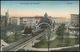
[1,1,79,18]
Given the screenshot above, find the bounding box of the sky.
[1,1,79,18]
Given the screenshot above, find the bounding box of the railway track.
[2,29,47,51]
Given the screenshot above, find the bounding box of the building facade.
[51,17,68,24]
[19,16,42,28]
[68,14,79,36]
[71,14,79,26]
[9,17,20,25]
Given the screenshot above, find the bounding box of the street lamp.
[45,25,51,52]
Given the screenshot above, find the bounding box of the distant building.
[68,14,79,36]
[51,17,68,24]
[7,16,42,26]
[20,17,36,26]
[20,16,42,28]
[71,14,79,27]
[1,10,9,26]
[5,10,9,24]
[1,15,6,27]
[9,17,20,25]
[4,10,20,25]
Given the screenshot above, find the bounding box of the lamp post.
[38,22,51,52]
[46,27,51,52]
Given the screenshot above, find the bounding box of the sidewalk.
[25,44,79,51]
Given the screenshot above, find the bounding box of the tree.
[14,32,18,40]
[56,23,66,37]
[6,35,15,43]
[56,23,66,46]
[24,26,33,34]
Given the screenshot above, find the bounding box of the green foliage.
[14,32,19,40]
[1,24,24,40]
[7,24,24,32]
[33,38,79,48]
[55,23,66,45]
[4,32,23,43]
[6,35,15,43]
[56,23,66,37]
[24,26,33,34]
[33,40,48,48]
